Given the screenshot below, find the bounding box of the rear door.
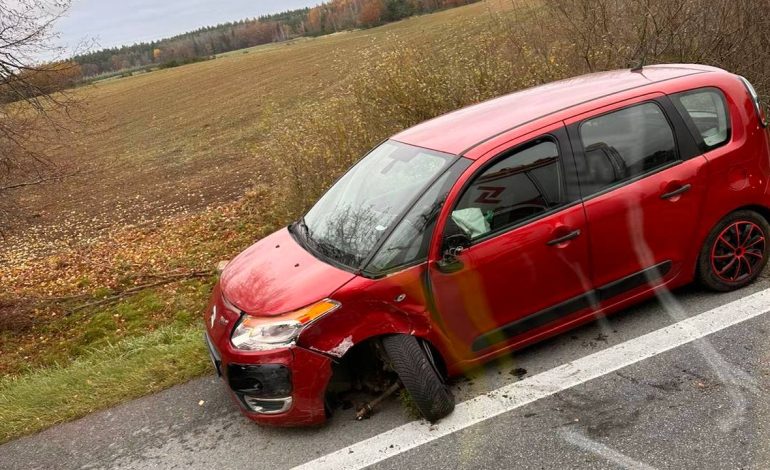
[565,93,708,295]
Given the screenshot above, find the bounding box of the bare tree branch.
[0,0,79,231]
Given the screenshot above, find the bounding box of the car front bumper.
[204,330,332,426]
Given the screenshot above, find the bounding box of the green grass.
[398,388,422,420]
[0,277,215,444]
[1,278,215,376]
[0,325,210,444]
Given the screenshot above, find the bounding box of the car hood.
[219,227,355,316]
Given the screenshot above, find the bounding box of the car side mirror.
[438,233,471,273]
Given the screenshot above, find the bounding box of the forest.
[72,0,480,78]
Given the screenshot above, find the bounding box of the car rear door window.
[672,88,730,150]
[450,138,566,240]
[576,102,678,196]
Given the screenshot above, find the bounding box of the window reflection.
[450,140,564,239]
[301,140,454,268]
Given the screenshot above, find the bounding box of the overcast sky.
[55,0,322,53]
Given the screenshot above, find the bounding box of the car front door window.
[450,139,566,241]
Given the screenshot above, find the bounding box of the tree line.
[73,0,480,79]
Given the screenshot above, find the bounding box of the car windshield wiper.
[296,217,311,240]
[315,239,359,265]
[293,218,336,255]
[291,217,361,270]
[289,217,313,249]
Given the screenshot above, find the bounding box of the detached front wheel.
[698,210,770,291]
[381,335,455,422]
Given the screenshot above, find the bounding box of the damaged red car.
[204,64,770,425]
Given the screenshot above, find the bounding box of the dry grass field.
[3,1,501,259]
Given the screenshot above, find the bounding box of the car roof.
[392,64,729,157]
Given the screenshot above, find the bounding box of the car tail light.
[739,76,768,128]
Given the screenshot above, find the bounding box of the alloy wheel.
[711,220,766,282]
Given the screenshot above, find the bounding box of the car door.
[428,124,593,357]
[565,93,708,297]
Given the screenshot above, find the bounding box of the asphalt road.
[2,276,770,470]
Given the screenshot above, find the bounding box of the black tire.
[698,210,770,292]
[381,335,454,422]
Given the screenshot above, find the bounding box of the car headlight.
[230,299,340,351]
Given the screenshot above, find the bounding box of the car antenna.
[630,56,646,73]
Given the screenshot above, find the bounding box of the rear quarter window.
[672,88,731,151]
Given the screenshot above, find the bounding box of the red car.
[204,64,770,425]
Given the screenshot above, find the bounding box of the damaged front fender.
[297,264,445,363]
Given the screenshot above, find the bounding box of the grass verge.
[0,325,210,444]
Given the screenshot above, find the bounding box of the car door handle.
[660,184,692,200]
[546,229,581,246]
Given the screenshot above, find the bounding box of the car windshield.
[298,140,455,269]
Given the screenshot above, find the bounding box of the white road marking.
[294,288,770,470]
[559,428,657,470]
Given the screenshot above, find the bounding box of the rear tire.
[381,335,454,422]
[698,210,770,292]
